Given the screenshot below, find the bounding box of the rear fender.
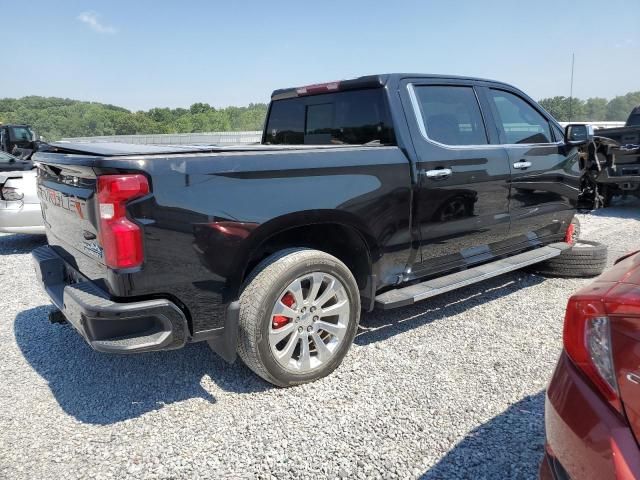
[226,210,378,298]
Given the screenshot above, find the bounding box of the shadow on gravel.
[14,305,270,425]
[585,195,640,220]
[356,273,545,346]
[421,391,546,479]
[0,233,46,255]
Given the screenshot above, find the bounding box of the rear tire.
[532,239,608,278]
[237,248,361,387]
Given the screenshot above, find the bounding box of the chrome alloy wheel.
[268,272,350,372]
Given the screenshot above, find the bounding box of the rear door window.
[412,85,488,146]
[488,89,552,144]
[265,89,395,145]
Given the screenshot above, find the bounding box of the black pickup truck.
[580,106,640,208]
[32,74,593,386]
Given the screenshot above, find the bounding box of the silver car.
[0,152,44,235]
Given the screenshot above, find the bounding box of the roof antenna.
[569,53,575,122]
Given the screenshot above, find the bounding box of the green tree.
[539,96,570,121]
[538,96,585,122]
[584,98,608,121]
[539,92,640,123]
[146,107,174,124]
[0,95,264,140]
[606,92,640,121]
[189,102,211,115]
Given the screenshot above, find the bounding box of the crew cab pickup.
[32,74,589,386]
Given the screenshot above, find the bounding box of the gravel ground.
[1,199,639,480]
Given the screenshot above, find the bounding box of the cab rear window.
[264,89,396,145]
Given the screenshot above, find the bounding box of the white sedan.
[0,157,44,235]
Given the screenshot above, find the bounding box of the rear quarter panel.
[120,147,412,333]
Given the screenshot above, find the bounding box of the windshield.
[627,114,640,127]
[8,126,35,142]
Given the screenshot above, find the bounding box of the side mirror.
[565,123,594,146]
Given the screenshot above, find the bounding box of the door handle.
[423,168,453,179]
[513,161,532,170]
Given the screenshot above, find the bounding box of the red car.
[542,251,640,479]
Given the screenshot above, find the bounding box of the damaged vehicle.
[0,152,44,235]
[579,107,640,209]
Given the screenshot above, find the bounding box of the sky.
[3,0,639,111]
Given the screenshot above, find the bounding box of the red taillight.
[563,294,623,414]
[96,174,149,269]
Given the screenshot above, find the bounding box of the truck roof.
[271,73,513,100]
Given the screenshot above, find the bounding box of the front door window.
[488,89,552,145]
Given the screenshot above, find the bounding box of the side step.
[375,243,570,310]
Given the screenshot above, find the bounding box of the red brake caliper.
[564,223,576,245]
[272,292,296,329]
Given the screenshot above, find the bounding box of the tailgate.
[37,162,106,274]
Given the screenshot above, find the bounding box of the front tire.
[237,248,361,387]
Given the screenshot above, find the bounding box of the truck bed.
[41,141,366,157]
[33,141,412,338]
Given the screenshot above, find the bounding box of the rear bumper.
[32,245,189,353]
[0,200,45,234]
[543,352,640,479]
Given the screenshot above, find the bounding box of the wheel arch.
[230,210,377,299]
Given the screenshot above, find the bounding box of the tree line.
[1,91,639,142]
[0,96,268,141]
[539,91,640,123]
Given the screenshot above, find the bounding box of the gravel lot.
[1,199,639,480]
